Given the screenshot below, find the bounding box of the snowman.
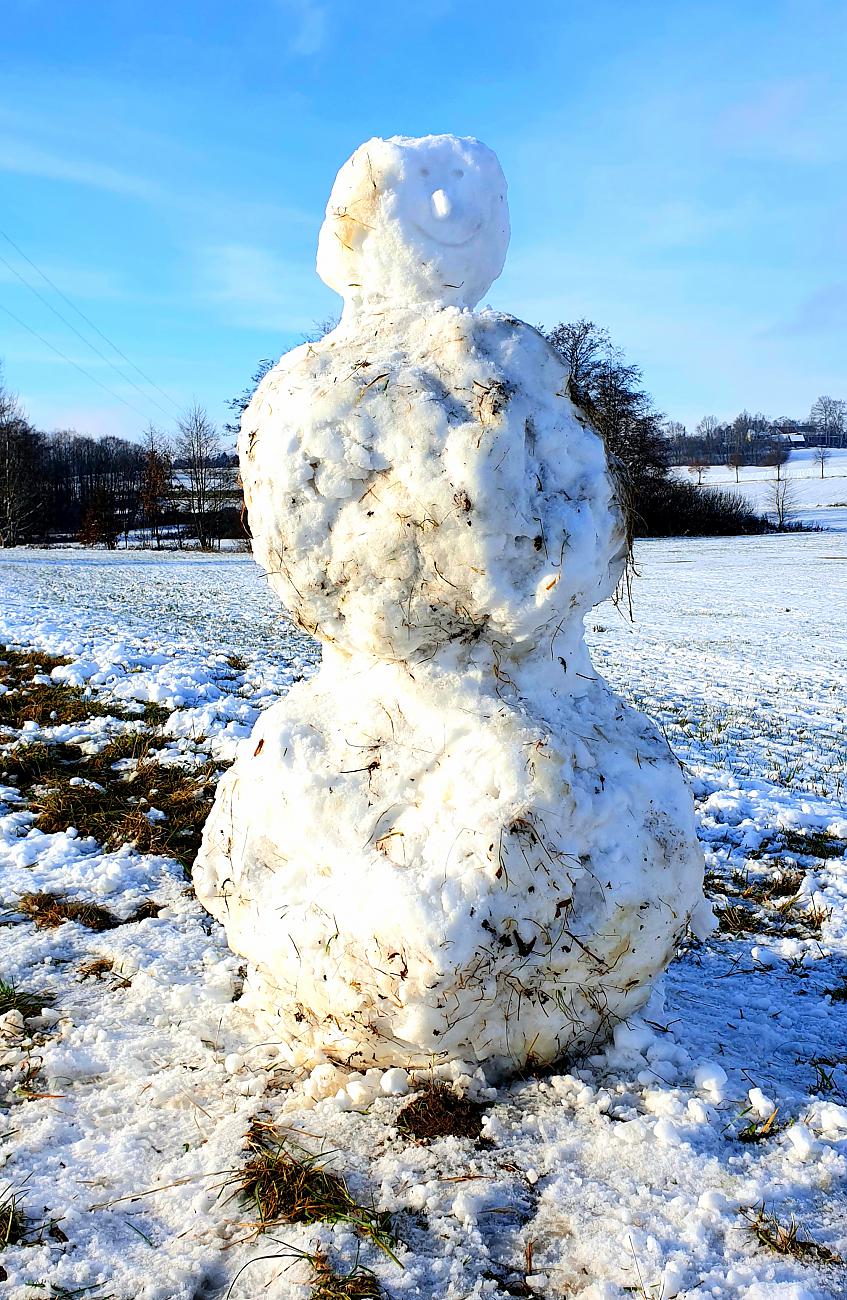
[193,134,708,1073]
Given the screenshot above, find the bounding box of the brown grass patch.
[0,740,86,785]
[19,891,120,932]
[716,904,761,936]
[235,1129,396,1260]
[0,644,172,735]
[0,680,115,730]
[32,756,217,869]
[18,891,162,932]
[396,1081,485,1142]
[732,868,803,904]
[78,957,115,980]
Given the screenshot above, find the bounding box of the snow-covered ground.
[674,447,847,531]
[1,540,846,1300]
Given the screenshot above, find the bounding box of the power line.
[0,249,174,422]
[0,300,154,422]
[0,226,181,416]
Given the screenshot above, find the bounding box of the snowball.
[747,1087,775,1119]
[786,1123,818,1160]
[380,1067,410,1096]
[694,1062,728,1100]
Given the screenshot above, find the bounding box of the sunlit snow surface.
[1,539,845,1300]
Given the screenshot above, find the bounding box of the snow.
[676,447,847,531]
[199,137,704,1071]
[0,538,846,1296]
[316,135,510,320]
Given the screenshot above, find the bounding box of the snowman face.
[403,148,494,249]
[317,134,510,314]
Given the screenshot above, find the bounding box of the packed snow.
[198,135,705,1070]
[1,532,845,1299]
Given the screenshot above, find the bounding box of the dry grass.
[826,978,847,1003]
[78,957,115,980]
[0,740,85,785]
[0,1184,28,1249]
[731,868,803,904]
[0,976,52,1018]
[0,647,71,676]
[17,891,162,932]
[780,828,847,860]
[0,644,170,736]
[396,1081,485,1142]
[235,1129,397,1261]
[31,754,218,869]
[0,680,114,730]
[742,1204,843,1265]
[311,1251,382,1300]
[716,904,761,936]
[19,891,119,932]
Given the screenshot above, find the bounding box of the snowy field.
[1,538,846,1300]
[675,447,847,532]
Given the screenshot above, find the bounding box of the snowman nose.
[431,188,452,219]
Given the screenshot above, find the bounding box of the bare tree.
[174,404,224,549]
[726,450,744,483]
[814,444,831,479]
[0,366,41,547]
[140,424,173,548]
[688,456,709,486]
[764,443,790,481]
[810,395,846,447]
[770,474,797,530]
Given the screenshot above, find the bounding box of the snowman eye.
[453,168,464,177]
[420,167,429,177]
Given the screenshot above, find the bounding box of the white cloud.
[196,241,335,333]
[276,0,328,57]
[0,138,161,200]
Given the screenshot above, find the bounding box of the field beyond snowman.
[675,446,847,533]
[0,528,845,1300]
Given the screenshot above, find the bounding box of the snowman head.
[316,134,510,318]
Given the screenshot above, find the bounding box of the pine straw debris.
[741,1204,844,1266]
[395,1080,485,1142]
[234,1126,397,1262]
[16,891,162,932]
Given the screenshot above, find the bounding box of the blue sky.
[1,0,845,441]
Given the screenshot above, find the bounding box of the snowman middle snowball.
[193,135,707,1073]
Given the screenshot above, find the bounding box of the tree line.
[5,313,835,549]
[664,395,846,471]
[0,367,241,549]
